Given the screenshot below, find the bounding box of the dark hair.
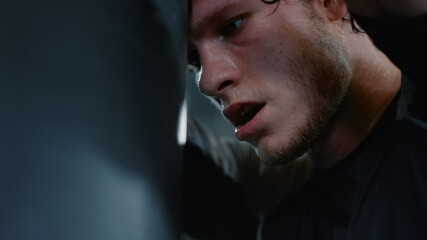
[260,0,363,33]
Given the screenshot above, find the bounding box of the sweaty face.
[189,0,352,165]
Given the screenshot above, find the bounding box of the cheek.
[243,41,295,89]
[250,31,312,82]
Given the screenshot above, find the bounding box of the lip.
[223,102,266,141]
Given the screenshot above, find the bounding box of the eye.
[222,17,245,36]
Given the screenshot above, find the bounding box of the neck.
[310,36,401,168]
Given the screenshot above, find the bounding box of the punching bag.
[0,1,186,239]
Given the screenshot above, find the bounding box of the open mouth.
[223,103,265,128]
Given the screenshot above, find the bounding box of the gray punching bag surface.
[0,1,185,240]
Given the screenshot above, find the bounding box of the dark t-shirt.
[183,119,259,240]
[184,76,427,240]
[262,77,427,239]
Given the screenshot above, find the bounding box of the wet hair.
[260,0,363,33]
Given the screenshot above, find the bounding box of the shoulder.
[397,75,427,130]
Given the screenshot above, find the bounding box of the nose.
[197,42,239,99]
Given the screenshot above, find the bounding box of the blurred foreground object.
[0,1,185,239]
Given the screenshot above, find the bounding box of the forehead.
[190,0,239,17]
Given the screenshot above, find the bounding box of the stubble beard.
[258,17,352,166]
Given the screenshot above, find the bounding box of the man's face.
[189,0,352,165]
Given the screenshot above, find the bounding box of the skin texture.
[190,0,351,165]
[189,0,401,167]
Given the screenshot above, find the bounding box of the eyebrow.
[190,1,238,39]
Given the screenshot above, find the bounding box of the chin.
[256,148,302,167]
[254,136,309,166]
[254,113,329,166]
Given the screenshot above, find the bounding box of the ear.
[314,0,348,22]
